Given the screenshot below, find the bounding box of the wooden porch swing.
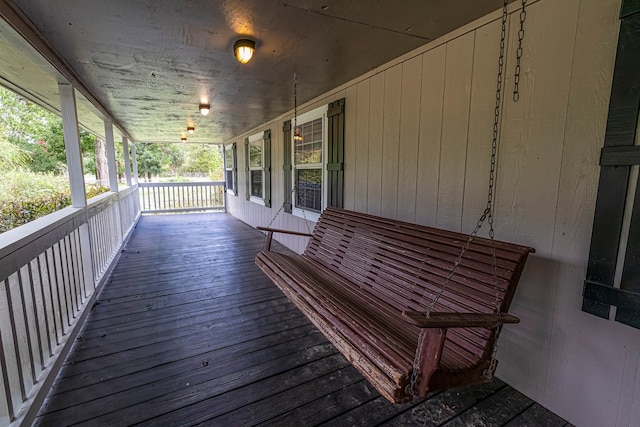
[255,0,534,403]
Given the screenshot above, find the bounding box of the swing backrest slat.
[304,207,535,361]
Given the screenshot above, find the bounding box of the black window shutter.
[283,120,292,213]
[263,129,272,208]
[232,142,238,197]
[327,98,345,208]
[244,138,250,201]
[583,3,640,329]
[621,0,640,18]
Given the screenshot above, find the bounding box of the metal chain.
[294,72,298,132]
[292,71,313,235]
[425,0,507,318]
[266,186,296,229]
[483,326,502,378]
[408,329,426,397]
[300,200,313,234]
[484,0,529,380]
[265,71,312,234]
[513,0,527,102]
[411,0,509,397]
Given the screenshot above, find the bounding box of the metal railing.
[0,186,140,426]
[139,182,225,213]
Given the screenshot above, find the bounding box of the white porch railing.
[0,186,140,427]
[139,181,225,213]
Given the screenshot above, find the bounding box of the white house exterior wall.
[225,1,640,425]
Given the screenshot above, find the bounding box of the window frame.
[247,131,265,206]
[224,143,237,196]
[291,104,328,222]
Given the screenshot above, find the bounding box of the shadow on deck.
[34,213,569,426]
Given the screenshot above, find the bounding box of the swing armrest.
[401,311,520,329]
[256,227,314,251]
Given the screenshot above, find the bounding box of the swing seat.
[255,207,534,403]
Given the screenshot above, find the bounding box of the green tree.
[162,143,185,175]
[0,86,100,175]
[0,135,28,171]
[136,143,164,181]
[0,87,53,144]
[180,144,224,180]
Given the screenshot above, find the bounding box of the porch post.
[58,83,87,208]
[104,121,119,192]
[131,143,139,184]
[122,136,132,186]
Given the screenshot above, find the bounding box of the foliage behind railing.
[0,171,109,233]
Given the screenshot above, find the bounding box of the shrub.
[0,171,108,233]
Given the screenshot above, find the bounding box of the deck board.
[34,212,568,426]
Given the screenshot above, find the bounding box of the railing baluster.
[58,241,72,328]
[0,307,15,422]
[138,182,225,213]
[69,232,81,309]
[68,235,80,315]
[27,261,45,375]
[4,276,27,401]
[73,230,86,301]
[45,248,62,345]
[36,255,54,357]
[60,236,74,317]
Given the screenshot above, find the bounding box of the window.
[282,99,345,220]
[294,110,326,220]
[224,143,237,196]
[244,130,271,207]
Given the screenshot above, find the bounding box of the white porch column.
[59,83,86,208]
[122,136,132,186]
[104,121,119,192]
[131,143,139,184]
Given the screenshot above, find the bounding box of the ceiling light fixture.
[234,39,255,64]
[199,103,210,116]
[187,126,195,134]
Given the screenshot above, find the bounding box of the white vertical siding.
[463,19,502,235]
[397,56,422,224]
[497,0,582,404]
[437,32,475,232]
[367,73,385,217]
[353,80,370,214]
[416,45,446,227]
[381,65,402,219]
[343,85,358,211]
[224,1,639,425]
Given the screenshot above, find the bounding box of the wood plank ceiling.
[1,0,510,143]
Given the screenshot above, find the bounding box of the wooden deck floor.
[35,213,570,426]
